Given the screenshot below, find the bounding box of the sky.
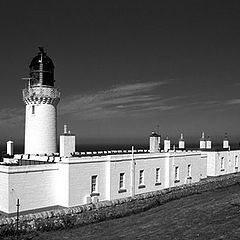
[0,0,240,148]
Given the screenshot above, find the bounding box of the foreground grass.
[5,184,240,240]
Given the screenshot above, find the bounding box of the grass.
[4,184,240,240]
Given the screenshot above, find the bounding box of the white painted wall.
[0,165,59,214]
[60,135,75,157]
[200,140,206,149]
[0,167,9,213]
[7,141,13,155]
[0,150,240,214]
[24,103,57,155]
[106,153,167,200]
[149,136,160,152]
[206,152,216,176]
[133,154,166,195]
[206,140,211,149]
[164,140,171,152]
[206,150,240,176]
[223,140,229,149]
[170,151,207,187]
[61,157,108,207]
[108,157,132,199]
[56,162,70,207]
[63,152,205,207]
[179,140,185,149]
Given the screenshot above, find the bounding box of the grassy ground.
[5,184,240,240]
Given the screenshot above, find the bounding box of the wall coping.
[62,151,204,164]
[0,164,59,174]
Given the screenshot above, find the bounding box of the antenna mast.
[22,78,32,89]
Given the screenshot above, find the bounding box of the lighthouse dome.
[29,47,55,87]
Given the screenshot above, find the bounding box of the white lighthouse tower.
[23,47,60,155]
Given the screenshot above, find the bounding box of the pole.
[131,146,135,197]
[16,198,20,240]
[21,78,32,89]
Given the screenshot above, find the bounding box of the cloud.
[0,107,24,126]
[59,81,178,120]
[225,99,240,105]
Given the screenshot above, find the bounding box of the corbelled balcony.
[23,86,60,99]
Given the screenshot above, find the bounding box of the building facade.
[0,49,239,215]
[0,148,239,214]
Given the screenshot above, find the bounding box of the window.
[156,168,160,183]
[187,164,191,177]
[91,175,98,193]
[220,157,224,171]
[119,173,125,189]
[235,156,238,169]
[139,170,144,185]
[32,105,35,114]
[175,166,180,183]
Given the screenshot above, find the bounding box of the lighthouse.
[23,48,60,155]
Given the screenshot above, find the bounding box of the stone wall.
[1,172,240,237]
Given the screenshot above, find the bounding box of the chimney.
[7,140,13,156]
[200,132,206,149]
[149,131,161,153]
[178,133,185,149]
[164,136,171,152]
[223,133,229,149]
[206,136,211,149]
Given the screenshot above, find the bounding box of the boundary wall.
[1,172,240,237]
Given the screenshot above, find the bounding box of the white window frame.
[139,170,144,185]
[235,156,238,168]
[187,164,191,177]
[119,173,125,189]
[91,175,98,193]
[175,166,179,181]
[220,157,225,171]
[156,168,160,183]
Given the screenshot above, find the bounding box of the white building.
[0,49,239,215]
[0,150,209,214]
[0,147,239,215]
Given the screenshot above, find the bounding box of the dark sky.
[0,0,240,147]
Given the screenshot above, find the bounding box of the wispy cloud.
[60,81,178,120]
[0,107,24,126]
[225,99,240,105]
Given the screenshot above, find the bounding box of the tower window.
[32,105,35,114]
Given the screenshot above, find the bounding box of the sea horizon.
[1,142,240,156]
